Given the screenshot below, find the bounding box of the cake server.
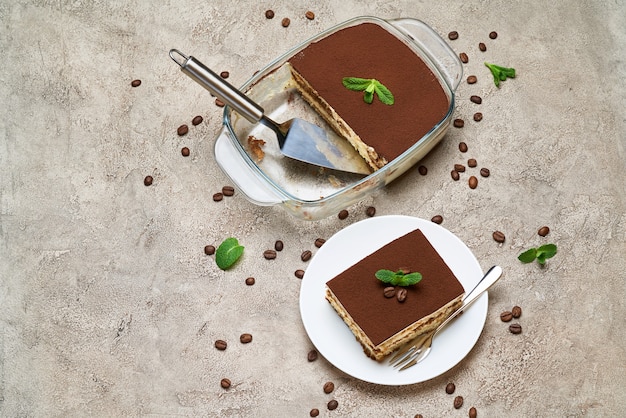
[169,49,371,175]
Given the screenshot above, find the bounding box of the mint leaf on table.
[342,77,394,105]
[484,62,516,87]
[215,237,244,270]
[518,243,557,265]
[375,269,422,286]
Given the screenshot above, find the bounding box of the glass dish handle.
[389,18,463,92]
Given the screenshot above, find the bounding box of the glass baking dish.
[213,16,462,220]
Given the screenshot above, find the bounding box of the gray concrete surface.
[1,1,625,416]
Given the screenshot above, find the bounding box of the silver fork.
[389,265,503,371]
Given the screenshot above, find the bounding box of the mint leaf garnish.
[484,62,516,88]
[518,243,557,265]
[342,77,394,105]
[375,269,422,286]
[215,237,244,270]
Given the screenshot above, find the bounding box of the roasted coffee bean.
[305,11,315,20]
[215,339,227,350]
[538,226,550,237]
[418,165,428,175]
[459,142,468,152]
[177,124,189,136]
[451,170,460,181]
[396,288,407,303]
[431,215,443,224]
[338,209,349,220]
[220,378,231,389]
[446,382,456,394]
[479,42,487,52]
[492,230,506,243]
[473,112,483,122]
[480,167,490,177]
[414,415,424,418]
[240,333,253,343]
[310,409,320,417]
[245,277,255,286]
[459,52,469,63]
[204,245,215,255]
[512,305,522,318]
[143,175,153,186]
[263,249,277,260]
[470,95,482,104]
[301,250,312,262]
[215,98,225,107]
[468,175,478,189]
[469,406,478,418]
[366,206,376,217]
[454,164,466,172]
[383,287,396,298]
[181,147,190,157]
[327,400,338,411]
[448,31,459,40]
[453,118,465,128]
[274,240,284,251]
[323,381,335,394]
[212,192,223,202]
[265,10,275,19]
[500,311,513,322]
[192,115,203,125]
[467,75,477,84]
[222,185,235,196]
[220,71,230,79]
[509,323,523,334]
[489,31,498,39]
[468,158,477,168]
[131,79,142,87]
[281,17,290,27]
[314,238,326,248]
[295,269,305,279]
[454,396,464,409]
[307,349,318,362]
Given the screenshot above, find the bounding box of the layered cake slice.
[288,22,450,171]
[325,228,464,361]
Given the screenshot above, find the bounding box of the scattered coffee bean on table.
[431,215,443,224]
[396,288,408,303]
[215,98,225,107]
[177,124,189,136]
[263,249,277,260]
[212,192,223,202]
[468,175,478,189]
[307,349,318,362]
[469,406,478,418]
[281,17,290,27]
[265,10,274,19]
[453,118,465,128]
[314,238,326,248]
[451,170,460,181]
[245,277,255,286]
[220,378,231,389]
[538,226,550,236]
[454,164,466,172]
[492,230,506,243]
[454,396,464,409]
[301,250,312,262]
[383,287,396,298]
[366,206,376,217]
[274,240,284,251]
[192,115,203,125]
[181,147,190,157]
[222,185,235,196]
[143,175,153,186]
[467,75,477,84]
[338,209,349,220]
[310,409,320,417]
[468,158,477,168]
[448,31,459,40]
[131,79,141,87]
[305,11,315,20]
[204,245,215,255]
[479,42,487,52]
[489,31,498,39]
[418,165,428,175]
[500,311,513,322]
[214,340,227,350]
[473,112,483,122]
[240,333,253,343]
[327,400,339,411]
[459,142,468,152]
[446,382,456,394]
[470,95,482,104]
[323,381,335,394]
[512,305,522,318]
[295,269,305,279]
[459,52,469,63]
[220,71,229,79]
[509,323,523,334]
[414,415,424,418]
[480,167,490,177]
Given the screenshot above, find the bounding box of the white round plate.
[299,215,487,385]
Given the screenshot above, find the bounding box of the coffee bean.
[453,118,465,128]
[220,71,229,79]
[414,415,424,418]
[459,52,469,63]
[263,249,277,260]
[479,42,487,52]
[307,349,318,362]
[323,381,335,394]
[338,209,349,220]
[492,230,505,243]
[214,339,227,350]
[489,31,498,39]
[469,406,478,418]
[192,115,203,125]
[448,31,459,40]
[467,75,477,84]
[265,10,274,19]
[215,98,225,107]
[468,175,478,189]
[213,192,223,202]
[327,400,338,411]
[177,124,189,136]
[480,167,490,177]
[181,147,190,157]
[143,175,153,186]
[305,11,315,20]
[509,323,522,334]
[281,17,290,27]
[396,288,407,303]
[473,112,483,122]
[538,226,550,237]
[301,250,312,262]
[470,95,482,104]
[131,79,141,87]
[454,164,466,172]
[240,333,253,344]
[500,311,513,322]
[245,277,255,286]
[383,287,396,298]
[314,238,326,248]
[366,206,376,217]
[274,240,284,251]
[295,269,305,279]
[220,378,231,389]
[310,409,320,417]
[446,382,456,394]
[459,142,468,152]
[222,185,235,196]
[468,158,477,168]
[431,215,443,224]
[204,245,215,255]
[454,396,463,409]
[512,305,522,318]
[451,170,460,181]
[418,165,428,175]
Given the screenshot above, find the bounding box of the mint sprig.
[342,77,394,105]
[484,62,516,87]
[375,269,422,286]
[215,237,244,270]
[518,244,557,265]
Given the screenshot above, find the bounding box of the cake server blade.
[169,49,371,175]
